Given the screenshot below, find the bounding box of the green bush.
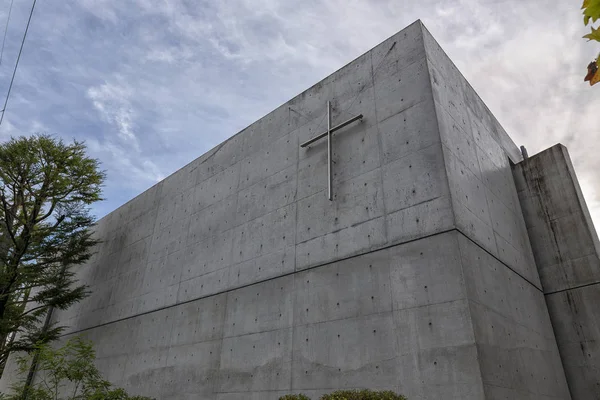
[279,395,311,400]
[278,389,406,400]
[321,390,406,400]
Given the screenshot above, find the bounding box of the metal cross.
[300,101,363,201]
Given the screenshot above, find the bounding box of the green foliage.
[0,336,153,400]
[279,390,406,400]
[584,25,600,42]
[582,1,600,86]
[320,390,406,400]
[279,395,311,400]
[0,134,105,374]
[583,0,600,26]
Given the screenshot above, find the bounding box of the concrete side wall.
[458,234,570,399]
[420,26,570,399]
[419,29,523,166]
[421,25,537,287]
[513,145,600,399]
[513,145,600,292]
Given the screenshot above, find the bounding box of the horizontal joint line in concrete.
[59,227,457,337]
[544,280,600,296]
[376,98,429,126]
[467,299,555,341]
[481,382,538,396]
[295,216,384,246]
[455,228,543,293]
[66,231,546,337]
[220,299,469,340]
[390,194,445,215]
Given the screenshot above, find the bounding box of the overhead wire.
[0,0,38,127]
[0,0,15,65]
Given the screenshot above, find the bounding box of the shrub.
[320,389,407,400]
[279,389,406,400]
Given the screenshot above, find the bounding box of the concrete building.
[2,20,599,399]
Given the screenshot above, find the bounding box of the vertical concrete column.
[513,144,600,399]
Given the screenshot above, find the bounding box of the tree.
[0,135,105,376]
[582,0,600,85]
[0,336,153,400]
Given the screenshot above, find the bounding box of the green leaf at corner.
[583,25,600,42]
[583,0,600,25]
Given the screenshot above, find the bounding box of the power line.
[0,0,15,65]
[0,0,37,127]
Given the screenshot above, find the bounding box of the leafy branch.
[0,337,154,400]
[582,0,600,85]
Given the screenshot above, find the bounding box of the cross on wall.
[300,101,363,201]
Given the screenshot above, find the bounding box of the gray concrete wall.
[513,144,600,399]
[61,232,486,400]
[422,25,537,285]
[422,25,570,399]
[0,21,572,400]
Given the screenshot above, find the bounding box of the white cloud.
[85,138,163,188]
[87,81,138,149]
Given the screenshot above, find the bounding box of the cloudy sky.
[0,0,598,232]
